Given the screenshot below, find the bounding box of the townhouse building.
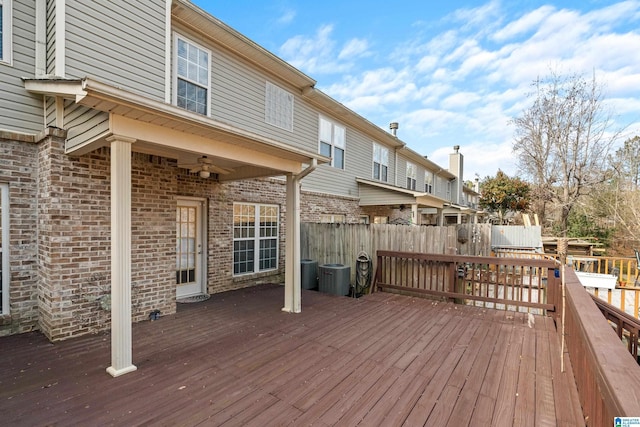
[0,0,478,375]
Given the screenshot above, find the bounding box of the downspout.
[296,158,318,181]
[283,159,317,313]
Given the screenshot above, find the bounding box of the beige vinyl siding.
[65,104,109,151]
[0,0,43,133]
[64,1,166,100]
[302,123,373,198]
[397,154,409,189]
[169,24,317,153]
[359,185,415,206]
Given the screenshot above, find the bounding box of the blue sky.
[194,0,640,180]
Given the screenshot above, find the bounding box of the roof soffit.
[23,78,329,167]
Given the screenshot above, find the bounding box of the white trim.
[0,0,13,65]
[232,202,279,276]
[54,0,65,76]
[172,32,211,116]
[1,183,9,315]
[164,0,172,103]
[175,197,207,298]
[106,136,137,377]
[318,115,346,169]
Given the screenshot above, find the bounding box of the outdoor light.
[199,170,210,179]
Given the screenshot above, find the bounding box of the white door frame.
[176,197,207,298]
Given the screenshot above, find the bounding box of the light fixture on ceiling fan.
[177,156,233,179]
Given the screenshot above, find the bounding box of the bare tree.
[512,71,621,236]
[594,136,640,247]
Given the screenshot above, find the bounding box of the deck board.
[0,284,585,426]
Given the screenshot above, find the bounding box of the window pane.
[382,165,388,182]
[319,118,332,142]
[320,141,331,158]
[373,162,380,180]
[333,125,345,148]
[334,147,344,169]
[233,240,255,275]
[259,239,277,270]
[380,147,388,165]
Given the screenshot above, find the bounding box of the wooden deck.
[0,284,585,426]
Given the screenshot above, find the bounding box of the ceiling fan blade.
[208,165,232,175]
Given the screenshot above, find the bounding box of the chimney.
[389,122,399,137]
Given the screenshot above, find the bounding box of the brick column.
[106,135,137,377]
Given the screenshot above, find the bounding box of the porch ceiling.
[24,78,329,181]
[356,178,447,208]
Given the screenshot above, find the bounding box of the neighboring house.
[0,0,477,375]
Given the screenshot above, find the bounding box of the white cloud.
[279,24,371,74]
[277,9,296,25]
[281,0,640,179]
[492,6,555,42]
[338,38,369,60]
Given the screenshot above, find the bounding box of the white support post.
[106,135,137,377]
[411,204,419,226]
[283,174,301,313]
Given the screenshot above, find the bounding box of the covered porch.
[25,77,328,376]
[356,178,450,226]
[0,284,585,426]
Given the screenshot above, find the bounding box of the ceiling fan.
[178,156,233,179]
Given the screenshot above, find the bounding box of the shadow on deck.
[0,284,584,426]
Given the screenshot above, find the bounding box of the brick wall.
[0,132,39,337]
[2,133,368,340]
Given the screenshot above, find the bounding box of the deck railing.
[561,267,640,425]
[495,250,639,287]
[496,251,640,320]
[590,295,640,360]
[373,251,561,315]
[372,251,640,424]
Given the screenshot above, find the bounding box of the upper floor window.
[0,0,12,64]
[319,116,345,169]
[425,171,433,193]
[373,143,388,182]
[174,34,210,115]
[265,81,294,131]
[406,162,416,190]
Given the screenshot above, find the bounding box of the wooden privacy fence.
[372,251,560,315]
[301,223,492,284]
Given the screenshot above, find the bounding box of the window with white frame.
[373,143,388,182]
[373,216,388,224]
[0,183,8,315]
[0,0,12,64]
[233,203,279,275]
[319,116,345,169]
[265,81,294,131]
[425,171,433,193]
[174,34,210,115]
[320,214,346,223]
[406,162,417,190]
